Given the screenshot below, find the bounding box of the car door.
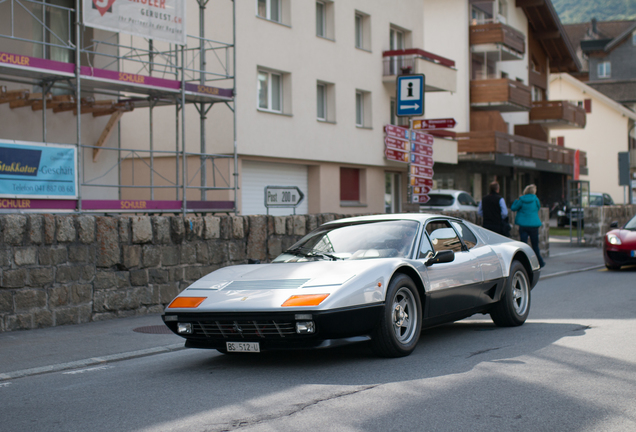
[419,219,484,318]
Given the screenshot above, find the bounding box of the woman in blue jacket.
[511,184,546,268]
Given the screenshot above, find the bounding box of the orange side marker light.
[167,297,207,308]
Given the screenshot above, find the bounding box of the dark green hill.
[552,0,636,24]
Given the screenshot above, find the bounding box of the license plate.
[226,342,260,353]
[631,251,636,258]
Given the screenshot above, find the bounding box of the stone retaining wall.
[583,205,636,247]
[0,210,551,332]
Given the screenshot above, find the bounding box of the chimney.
[591,18,598,35]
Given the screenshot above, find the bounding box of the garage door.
[241,160,308,215]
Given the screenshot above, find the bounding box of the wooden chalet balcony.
[529,100,586,129]
[470,22,525,60]
[456,131,587,169]
[382,48,457,92]
[470,78,531,112]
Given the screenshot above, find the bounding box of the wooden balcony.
[382,49,457,93]
[470,23,525,60]
[470,78,531,112]
[456,131,587,171]
[529,100,586,129]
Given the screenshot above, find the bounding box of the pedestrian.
[511,184,546,268]
[478,181,508,235]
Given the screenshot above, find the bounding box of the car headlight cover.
[282,294,329,307]
[167,297,207,308]
[606,233,622,245]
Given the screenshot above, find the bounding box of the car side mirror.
[426,250,455,267]
[610,221,618,228]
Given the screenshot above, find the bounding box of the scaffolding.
[0,0,237,214]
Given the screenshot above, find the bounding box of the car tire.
[490,261,530,327]
[371,274,422,358]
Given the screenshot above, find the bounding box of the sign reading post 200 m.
[84,0,187,46]
[396,74,425,117]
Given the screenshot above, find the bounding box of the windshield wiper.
[286,246,342,261]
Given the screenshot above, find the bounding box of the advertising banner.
[0,141,77,199]
[83,0,187,46]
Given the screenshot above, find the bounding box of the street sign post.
[264,186,304,215]
[412,118,456,130]
[385,136,409,151]
[385,124,409,139]
[396,74,425,117]
[385,148,410,163]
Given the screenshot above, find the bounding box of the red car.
[603,215,636,270]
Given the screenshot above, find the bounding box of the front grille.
[607,251,634,263]
[193,320,296,339]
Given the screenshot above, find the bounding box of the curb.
[540,264,605,280]
[0,343,185,382]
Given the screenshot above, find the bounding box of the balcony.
[470,22,525,61]
[456,131,587,174]
[382,49,457,93]
[529,100,586,129]
[470,78,531,112]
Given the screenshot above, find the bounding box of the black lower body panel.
[163,304,383,351]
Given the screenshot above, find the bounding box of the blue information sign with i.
[396,74,425,117]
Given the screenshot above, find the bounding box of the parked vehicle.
[163,214,540,358]
[418,189,478,212]
[556,192,615,227]
[603,214,636,270]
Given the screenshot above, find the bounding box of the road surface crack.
[209,385,378,431]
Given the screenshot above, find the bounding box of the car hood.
[170,259,396,312]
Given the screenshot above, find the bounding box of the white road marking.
[0,382,11,388]
[63,365,113,375]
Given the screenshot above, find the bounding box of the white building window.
[355,11,370,50]
[389,27,405,75]
[258,70,282,112]
[356,90,371,127]
[390,99,408,127]
[598,61,611,78]
[257,0,280,23]
[317,83,326,120]
[316,2,326,37]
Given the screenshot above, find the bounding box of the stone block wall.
[0,209,551,332]
[583,205,636,247]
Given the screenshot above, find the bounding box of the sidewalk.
[0,238,604,380]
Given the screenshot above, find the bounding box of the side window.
[604,194,614,206]
[426,220,463,253]
[458,193,476,206]
[418,232,434,259]
[451,221,478,250]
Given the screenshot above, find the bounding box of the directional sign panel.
[385,136,409,151]
[411,142,433,156]
[412,194,430,204]
[413,118,456,130]
[385,124,409,139]
[385,148,409,163]
[411,130,434,145]
[396,74,425,117]
[410,154,434,167]
[264,186,304,208]
[411,165,434,178]
[413,186,432,195]
[411,176,434,187]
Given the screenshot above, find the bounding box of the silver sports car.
[162,214,541,357]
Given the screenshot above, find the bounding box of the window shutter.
[340,168,360,201]
[584,99,592,113]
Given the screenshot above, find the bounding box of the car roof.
[322,213,461,226]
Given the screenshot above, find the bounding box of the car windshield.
[424,194,455,207]
[625,215,636,230]
[589,195,603,206]
[273,220,420,262]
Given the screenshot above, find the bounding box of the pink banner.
[0,199,76,210]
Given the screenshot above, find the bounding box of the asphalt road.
[1,265,635,432]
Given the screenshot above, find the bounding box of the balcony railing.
[470,23,525,59]
[456,131,587,169]
[529,100,586,129]
[470,78,531,112]
[382,48,457,92]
